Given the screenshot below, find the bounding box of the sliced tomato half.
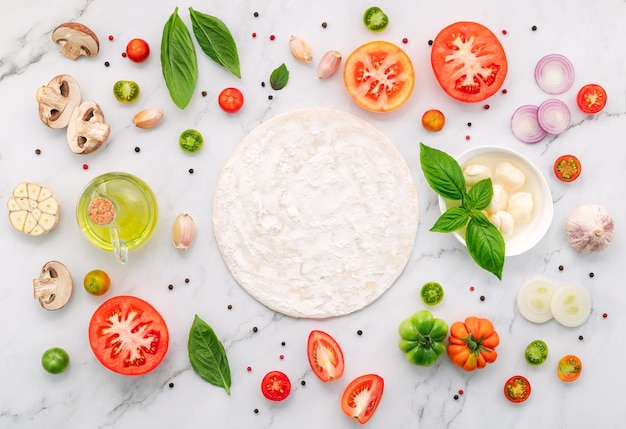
[343,41,415,112]
[504,375,531,403]
[431,21,507,103]
[341,374,384,424]
[577,84,607,114]
[557,355,582,382]
[307,330,345,382]
[261,370,291,401]
[88,295,169,376]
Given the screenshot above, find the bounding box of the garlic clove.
[317,50,342,79]
[133,107,164,129]
[289,35,313,63]
[172,213,196,251]
[565,204,614,253]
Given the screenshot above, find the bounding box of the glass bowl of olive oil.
[76,172,158,263]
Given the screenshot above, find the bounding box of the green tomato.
[113,80,140,103]
[179,129,203,153]
[398,310,448,366]
[525,340,549,366]
[42,347,70,374]
[363,6,389,32]
[420,281,444,306]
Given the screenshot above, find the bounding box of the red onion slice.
[534,54,575,94]
[537,98,570,135]
[511,105,547,143]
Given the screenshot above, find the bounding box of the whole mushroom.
[36,75,82,129]
[67,101,111,154]
[51,22,99,60]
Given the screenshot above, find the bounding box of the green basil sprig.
[420,143,505,279]
[270,63,289,90]
[189,8,241,78]
[161,7,198,109]
[188,315,232,395]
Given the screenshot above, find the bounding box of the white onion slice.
[534,54,575,94]
[510,105,547,144]
[516,277,557,323]
[550,285,591,328]
[537,99,570,135]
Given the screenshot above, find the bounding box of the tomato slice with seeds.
[218,87,244,113]
[88,295,169,376]
[577,84,607,114]
[341,374,384,424]
[261,370,291,401]
[307,330,345,382]
[557,355,582,382]
[343,41,414,112]
[504,375,531,403]
[554,154,581,182]
[431,21,508,103]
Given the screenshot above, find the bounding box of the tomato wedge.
[431,22,507,103]
[343,41,414,112]
[261,370,291,401]
[88,295,169,376]
[557,355,582,382]
[554,154,581,182]
[577,84,607,114]
[341,374,384,424]
[307,330,345,382]
[504,375,531,403]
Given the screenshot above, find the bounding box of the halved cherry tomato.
[341,374,384,425]
[343,41,414,112]
[504,375,531,403]
[431,22,507,103]
[421,109,445,132]
[577,84,607,114]
[218,87,244,113]
[554,154,581,182]
[88,295,169,376]
[261,370,291,401]
[126,38,150,63]
[557,355,582,382]
[307,330,344,382]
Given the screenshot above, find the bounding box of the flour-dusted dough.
[213,108,419,318]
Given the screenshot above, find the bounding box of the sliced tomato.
[431,21,507,103]
[557,355,582,382]
[307,330,345,382]
[343,41,414,112]
[88,295,169,376]
[577,84,607,114]
[341,374,384,424]
[218,87,244,113]
[261,370,291,401]
[554,154,581,182]
[504,375,531,403]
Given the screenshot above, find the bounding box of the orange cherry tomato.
[576,84,607,114]
[83,269,111,296]
[218,87,244,113]
[421,109,446,132]
[307,330,344,382]
[557,355,582,382]
[554,154,581,182]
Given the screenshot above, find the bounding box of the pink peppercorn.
[252,32,257,38]
[82,164,89,170]
[402,37,408,44]
[269,35,275,41]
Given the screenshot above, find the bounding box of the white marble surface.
[1,0,625,428]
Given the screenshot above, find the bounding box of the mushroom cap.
[36,74,82,129]
[33,261,73,310]
[51,22,99,60]
[67,101,110,154]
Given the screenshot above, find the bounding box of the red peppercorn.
[269,35,275,41]
[108,35,114,41]
[252,32,257,38]
[458,389,464,395]
[247,366,252,372]
[603,313,608,318]
[502,29,507,35]
[82,164,89,170]
[279,354,284,360]
[484,104,490,110]
[402,37,408,44]
[121,52,127,58]
[465,135,471,141]
[469,286,475,291]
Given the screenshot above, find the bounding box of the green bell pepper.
[398,309,449,366]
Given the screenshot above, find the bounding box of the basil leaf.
[189,8,241,78]
[466,178,493,210]
[465,213,505,280]
[270,63,289,90]
[161,7,198,109]
[419,143,466,201]
[188,315,231,395]
[430,207,469,233]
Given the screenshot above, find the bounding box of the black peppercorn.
[558,265,564,271]
[578,335,584,341]
[253,326,258,333]
[185,278,190,283]
[480,295,485,301]
[589,272,594,278]
[531,25,537,31]
[169,382,174,388]
[188,168,194,174]
[301,380,306,386]
[168,284,173,290]
[104,61,110,67]
[134,147,140,153]
[454,394,459,400]
[428,39,433,45]
[253,409,259,414]
[467,122,472,127]
[357,330,363,336]
[268,95,273,100]
[35,149,41,155]
[322,22,327,28]
[281,341,286,346]
[201,91,207,97]
[227,304,233,310]
[253,11,259,17]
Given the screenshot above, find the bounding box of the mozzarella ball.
[488,184,509,213]
[507,192,534,224]
[495,161,526,191]
[463,164,492,186]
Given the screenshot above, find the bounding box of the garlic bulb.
[172,213,196,251]
[565,204,614,253]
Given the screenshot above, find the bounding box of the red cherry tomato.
[126,38,150,63]
[261,370,291,401]
[218,87,244,113]
[504,375,531,403]
[576,84,607,114]
[554,155,581,182]
[341,374,384,424]
[307,330,345,382]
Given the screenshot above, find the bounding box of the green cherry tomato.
[42,347,70,374]
[420,281,444,306]
[525,340,548,366]
[113,80,140,103]
[179,129,204,153]
[83,269,111,296]
[363,7,389,32]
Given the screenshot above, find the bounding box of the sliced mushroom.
[67,101,110,154]
[36,75,82,129]
[33,261,73,310]
[51,22,99,60]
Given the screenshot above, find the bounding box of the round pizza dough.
[213,108,419,318]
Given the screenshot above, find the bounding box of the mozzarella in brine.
[463,164,492,186]
[508,192,534,223]
[495,161,526,191]
[488,184,509,213]
[489,210,515,237]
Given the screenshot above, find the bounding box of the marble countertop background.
[1,0,625,428]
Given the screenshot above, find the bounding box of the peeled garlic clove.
[495,161,526,191]
[289,35,313,63]
[317,50,342,79]
[565,204,614,253]
[133,107,164,129]
[172,213,196,251]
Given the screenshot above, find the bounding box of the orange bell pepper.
[447,316,499,371]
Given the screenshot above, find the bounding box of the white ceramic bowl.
[438,146,553,256]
